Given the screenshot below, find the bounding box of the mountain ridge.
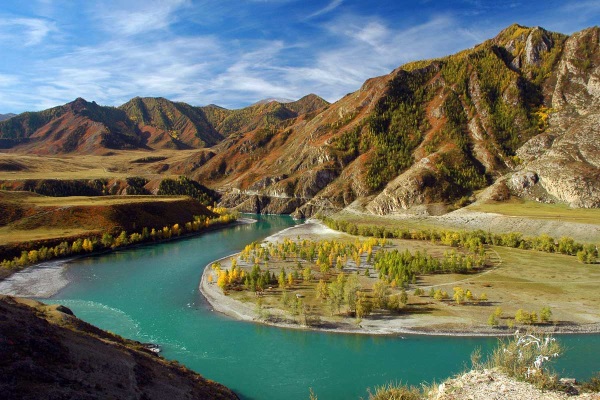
[1,24,598,214]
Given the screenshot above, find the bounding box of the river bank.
[200,219,600,337]
[12,213,599,398]
[0,217,256,298]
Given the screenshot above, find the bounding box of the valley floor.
[200,218,600,336]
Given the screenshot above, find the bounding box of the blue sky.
[0,0,598,113]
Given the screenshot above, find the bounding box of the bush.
[581,372,600,392]
[367,382,422,400]
[488,331,561,389]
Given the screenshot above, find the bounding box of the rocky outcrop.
[432,369,598,400]
[509,26,600,208]
[219,190,305,214]
[366,163,433,215]
[0,295,238,400]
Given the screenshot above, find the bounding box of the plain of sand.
[200,219,600,337]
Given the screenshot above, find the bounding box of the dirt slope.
[0,295,238,400]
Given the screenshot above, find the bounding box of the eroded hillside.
[190,25,600,216]
[1,24,599,216]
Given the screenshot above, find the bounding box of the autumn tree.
[315,279,328,300]
[327,273,346,315]
[540,306,552,323]
[344,272,360,313]
[372,280,390,309]
[278,268,286,289]
[302,266,313,282]
[453,287,465,305]
[355,292,372,320]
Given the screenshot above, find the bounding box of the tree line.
[1,209,238,271]
[323,218,598,264]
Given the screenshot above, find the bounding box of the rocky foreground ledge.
[432,369,599,400]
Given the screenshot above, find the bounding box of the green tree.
[278,268,286,289]
[488,313,499,327]
[400,289,408,305]
[327,273,346,315]
[302,266,313,282]
[101,233,114,248]
[114,230,128,247]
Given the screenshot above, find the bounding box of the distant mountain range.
[0,95,328,153]
[1,24,599,214]
[251,98,295,105]
[0,113,16,122]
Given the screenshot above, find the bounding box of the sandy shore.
[0,259,72,298]
[200,219,600,337]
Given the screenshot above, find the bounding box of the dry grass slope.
[0,295,239,400]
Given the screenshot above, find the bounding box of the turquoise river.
[48,215,600,399]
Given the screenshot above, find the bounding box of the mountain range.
[0,113,16,122]
[1,24,599,215]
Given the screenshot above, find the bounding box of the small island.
[201,219,600,336]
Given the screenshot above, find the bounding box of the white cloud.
[0,16,57,46]
[0,74,19,87]
[91,0,191,36]
[306,0,344,20]
[0,10,485,112]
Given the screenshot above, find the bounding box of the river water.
[47,215,600,399]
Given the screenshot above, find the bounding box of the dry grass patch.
[467,199,600,225]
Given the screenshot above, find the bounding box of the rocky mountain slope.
[120,97,224,149]
[1,24,598,215]
[178,24,597,215]
[0,95,328,155]
[0,98,144,154]
[0,295,238,400]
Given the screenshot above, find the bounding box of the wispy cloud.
[0,0,597,113]
[306,0,344,20]
[0,16,56,46]
[24,34,222,108]
[91,0,191,36]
